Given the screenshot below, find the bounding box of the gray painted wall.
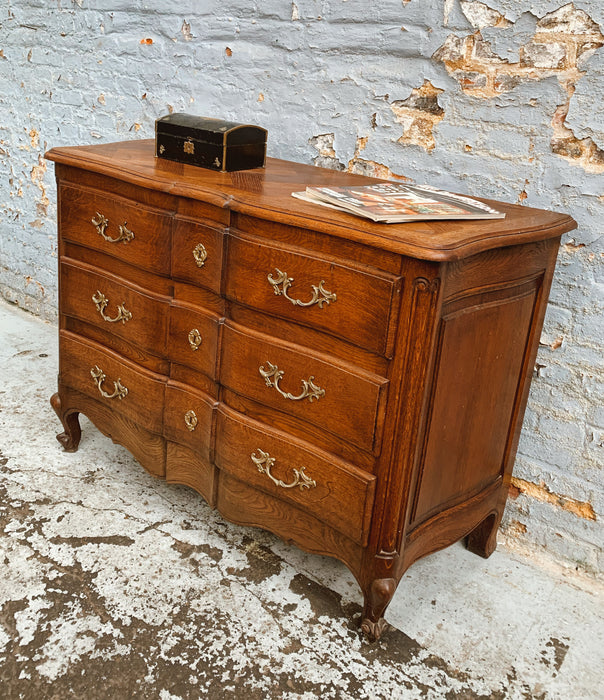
[1,1,601,573]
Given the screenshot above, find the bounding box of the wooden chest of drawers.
[47,140,575,639]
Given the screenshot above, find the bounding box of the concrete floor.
[0,297,602,699]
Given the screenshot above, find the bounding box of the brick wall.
[1,1,601,574]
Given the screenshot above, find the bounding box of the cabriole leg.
[50,392,81,452]
[466,511,501,559]
[360,577,397,642]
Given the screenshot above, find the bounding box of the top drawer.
[225,231,403,357]
[59,183,172,276]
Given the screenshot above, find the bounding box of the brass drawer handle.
[193,242,207,268]
[188,328,202,351]
[259,361,325,402]
[184,410,198,431]
[251,448,316,491]
[91,212,135,244]
[92,290,132,324]
[90,365,128,400]
[267,268,336,309]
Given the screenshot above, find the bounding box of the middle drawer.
[220,321,388,453]
[60,258,169,357]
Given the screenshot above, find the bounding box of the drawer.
[220,322,388,452]
[60,258,169,356]
[167,302,222,380]
[214,406,376,546]
[171,215,226,294]
[225,231,402,357]
[164,382,217,457]
[58,331,165,433]
[59,183,172,276]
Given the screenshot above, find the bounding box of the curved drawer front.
[59,331,165,433]
[220,322,387,452]
[164,382,216,457]
[214,406,376,546]
[60,258,169,356]
[170,215,226,294]
[167,302,221,380]
[225,232,402,357]
[59,184,172,276]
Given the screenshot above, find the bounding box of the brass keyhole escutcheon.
[184,410,198,432]
[193,243,207,268]
[188,328,202,351]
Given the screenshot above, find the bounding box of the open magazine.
[292,182,505,223]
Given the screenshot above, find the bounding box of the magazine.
[291,182,505,223]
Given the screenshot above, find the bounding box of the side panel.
[410,278,540,526]
[406,239,560,539]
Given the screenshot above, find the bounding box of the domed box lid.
[155,113,267,172]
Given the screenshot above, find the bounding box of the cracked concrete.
[0,299,603,698]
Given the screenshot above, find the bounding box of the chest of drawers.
[47,140,575,639]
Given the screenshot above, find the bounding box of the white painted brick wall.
[1,1,601,573]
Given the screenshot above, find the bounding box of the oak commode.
[47,140,575,639]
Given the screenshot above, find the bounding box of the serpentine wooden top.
[46,139,576,261]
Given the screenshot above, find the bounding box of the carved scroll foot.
[360,577,397,642]
[50,392,81,452]
[466,512,500,559]
[360,616,389,642]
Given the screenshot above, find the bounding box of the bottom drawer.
[164,381,217,457]
[59,331,166,433]
[214,406,376,546]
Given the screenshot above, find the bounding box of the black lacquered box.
[155,114,267,172]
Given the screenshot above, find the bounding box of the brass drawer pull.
[259,361,325,402]
[267,268,336,309]
[193,242,207,268]
[90,365,128,400]
[91,212,135,244]
[92,290,132,324]
[184,410,198,431]
[251,448,316,491]
[188,328,202,351]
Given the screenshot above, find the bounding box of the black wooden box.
[155,114,267,172]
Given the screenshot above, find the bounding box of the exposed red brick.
[537,4,601,35]
[521,41,567,69]
[505,519,528,536]
[347,158,411,181]
[433,7,603,98]
[391,80,445,152]
[511,477,597,521]
[433,7,604,173]
[551,95,604,173]
[550,336,564,350]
